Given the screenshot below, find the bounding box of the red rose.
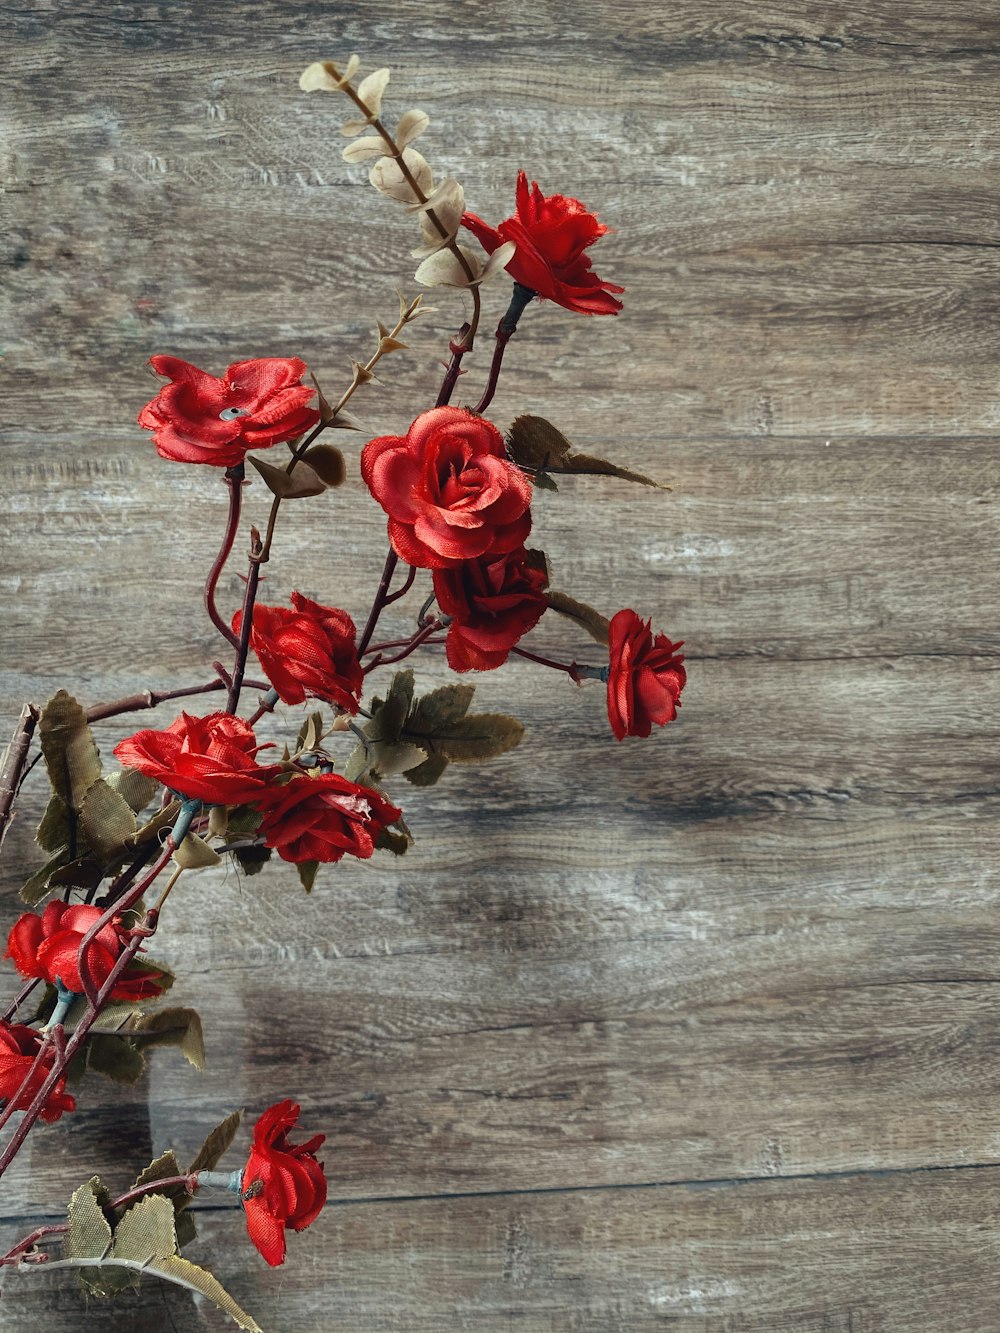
[433,546,548,672]
[462,171,624,316]
[6,901,163,1001]
[114,712,279,807]
[138,355,320,467]
[242,1099,326,1267]
[0,1021,76,1123]
[255,773,401,865]
[607,610,686,741]
[361,407,533,569]
[233,593,363,712]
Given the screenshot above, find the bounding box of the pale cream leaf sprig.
[299,55,360,93]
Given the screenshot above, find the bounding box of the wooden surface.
[2,1,999,1329]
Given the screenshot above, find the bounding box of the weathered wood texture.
[2,0,999,1329]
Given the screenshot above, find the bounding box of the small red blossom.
[138,356,320,467]
[606,610,686,741]
[433,546,548,672]
[234,593,363,713]
[361,407,533,569]
[462,171,624,316]
[6,901,163,1001]
[114,712,280,807]
[242,1100,327,1267]
[0,1022,76,1123]
[255,773,402,865]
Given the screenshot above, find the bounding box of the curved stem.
[510,645,605,683]
[357,550,399,656]
[0,704,39,853]
[474,283,536,416]
[204,466,245,650]
[363,621,445,672]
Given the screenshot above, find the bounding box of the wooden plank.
[5,1166,1000,1330]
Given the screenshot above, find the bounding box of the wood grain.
[2,0,999,1328]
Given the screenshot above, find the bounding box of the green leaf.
[506,415,667,488]
[127,1007,205,1071]
[126,954,176,996]
[231,844,271,876]
[545,590,611,645]
[226,805,264,837]
[249,453,327,499]
[426,713,524,762]
[38,690,102,811]
[375,825,411,855]
[532,470,559,492]
[188,1109,243,1175]
[129,800,180,848]
[20,847,72,905]
[175,1208,198,1250]
[342,741,369,783]
[380,669,415,742]
[297,860,320,893]
[301,443,346,486]
[113,1193,177,1265]
[407,682,474,733]
[85,1034,146,1085]
[402,752,449,787]
[172,832,222,869]
[368,739,428,778]
[80,778,138,859]
[36,793,71,853]
[46,853,107,894]
[139,1253,264,1332]
[66,1176,113,1259]
[105,768,159,815]
[65,1175,127,1295]
[506,414,572,471]
[38,991,150,1034]
[131,1149,185,1196]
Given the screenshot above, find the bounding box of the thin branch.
[0,704,39,852]
[203,465,245,650]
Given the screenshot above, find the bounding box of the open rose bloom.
[234,593,363,712]
[362,407,533,568]
[607,609,686,740]
[242,1100,327,1267]
[433,546,548,671]
[138,355,320,467]
[256,774,402,865]
[114,712,280,807]
[0,1022,75,1122]
[6,901,162,1001]
[463,171,624,315]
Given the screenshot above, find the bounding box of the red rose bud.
[255,773,402,865]
[138,355,320,467]
[433,546,548,672]
[242,1100,326,1267]
[606,609,686,741]
[462,171,624,316]
[233,593,363,712]
[6,901,162,1001]
[361,407,532,569]
[114,712,281,807]
[0,1021,76,1123]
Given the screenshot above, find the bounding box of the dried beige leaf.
[477,240,517,284]
[370,148,433,202]
[357,67,391,116]
[414,244,482,289]
[408,178,465,254]
[343,135,391,163]
[299,56,360,93]
[395,108,430,147]
[340,117,371,137]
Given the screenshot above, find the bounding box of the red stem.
[435,323,472,408]
[363,622,445,673]
[0,704,39,853]
[357,550,399,656]
[204,466,245,650]
[510,645,583,679]
[226,531,264,714]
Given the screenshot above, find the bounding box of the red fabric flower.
[462,171,624,316]
[114,712,280,807]
[233,593,363,712]
[433,546,548,672]
[361,407,533,569]
[6,901,163,1001]
[606,610,686,741]
[138,356,320,467]
[254,774,402,865]
[242,1099,326,1267]
[0,1021,76,1123]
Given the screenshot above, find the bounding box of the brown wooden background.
[2,1,999,1329]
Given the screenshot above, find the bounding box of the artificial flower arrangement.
[0,55,685,1327]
